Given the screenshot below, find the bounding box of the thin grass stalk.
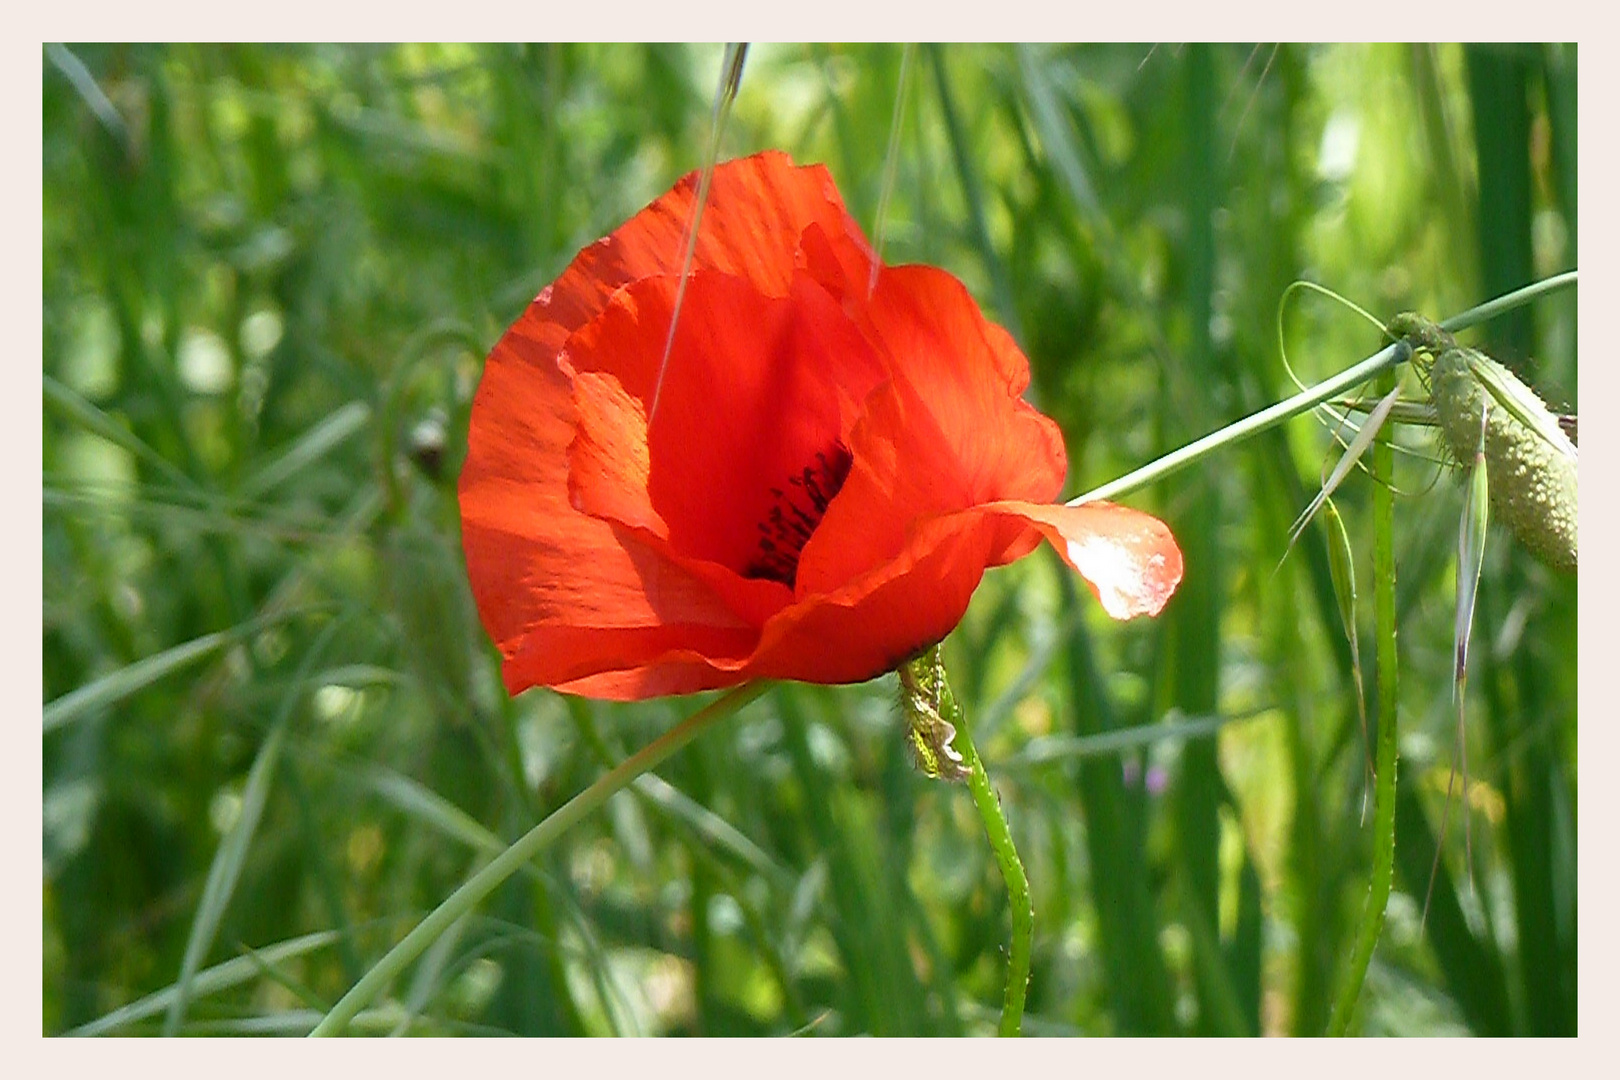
[43,608,302,735]
[867,42,913,296]
[309,681,769,1036]
[1326,365,1400,1036]
[649,42,748,424]
[937,680,1032,1036]
[1441,270,1575,336]
[1074,342,1408,506]
[1075,270,1575,508]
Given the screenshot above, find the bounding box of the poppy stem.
[1069,269,1576,507]
[932,651,1033,1037]
[308,680,770,1037]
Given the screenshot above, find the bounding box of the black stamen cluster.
[744,442,854,588]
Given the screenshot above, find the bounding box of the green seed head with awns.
[1390,312,1577,573]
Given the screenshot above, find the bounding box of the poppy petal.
[560,511,1008,695]
[566,370,666,536]
[752,497,1181,684]
[460,324,762,696]
[531,150,872,361]
[987,499,1185,618]
[860,265,1068,507]
[554,495,1183,699]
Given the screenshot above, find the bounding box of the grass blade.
[926,43,1023,342]
[1288,385,1401,547]
[1464,349,1577,462]
[66,930,345,1036]
[43,609,295,735]
[44,373,197,492]
[239,401,371,500]
[164,621,341,1034]
[1002,707,1258,771]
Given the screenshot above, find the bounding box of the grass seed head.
[1430,346,1577,573]
[1391,312,1577,574]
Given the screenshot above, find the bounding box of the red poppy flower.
[459,150,1182,701]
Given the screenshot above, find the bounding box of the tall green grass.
[44,43,1575,1036]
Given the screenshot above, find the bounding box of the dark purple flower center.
[744,442,853,588]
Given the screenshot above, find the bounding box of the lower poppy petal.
[520,496,1182,698]
[504,617,759,696]
[749,512,1003,682]
[753,498,1182,683]
[562,509,1009,692]
[552,653,759,701]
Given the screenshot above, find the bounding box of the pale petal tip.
[1066,535,1181,620]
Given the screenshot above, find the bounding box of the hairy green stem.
[309,680,769,1036]
[1326,366,1400,1036]
[936,672,1032,1037]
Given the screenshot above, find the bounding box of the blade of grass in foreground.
[67,930,346,1036]
[309,681,769,1036]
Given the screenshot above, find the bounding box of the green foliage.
[44,43,1576,1036]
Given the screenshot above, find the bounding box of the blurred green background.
[43,43,1576,1036]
